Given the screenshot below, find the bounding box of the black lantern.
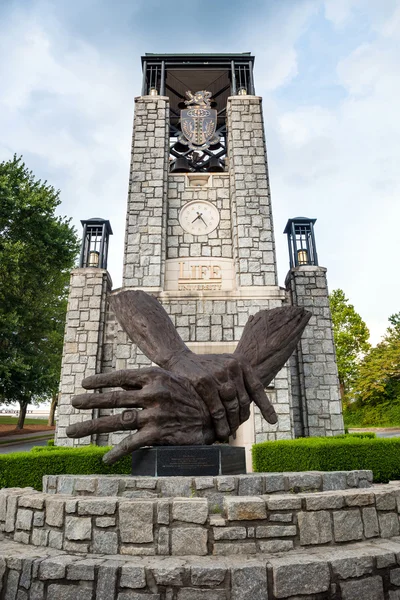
[284,217,318,269]
[79,218,113,269]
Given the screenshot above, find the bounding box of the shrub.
[252,436,400,483]
[0,446,131,490]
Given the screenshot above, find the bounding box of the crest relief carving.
[179,90,219,151]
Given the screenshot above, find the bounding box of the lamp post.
[79,218,113,269]
[284,217,318,269]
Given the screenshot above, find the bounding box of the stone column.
[123,95,170,289]
[286,265,344,437]
[226,95,278,288]
[55,268,111,446]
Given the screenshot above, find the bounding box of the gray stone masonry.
[4,524,400,598]
[43,470,373,498]
[12,475,400,559]
[56,268,111,447]
[123,95,170,288]
[227,96,278,288]
[286,265,344,437]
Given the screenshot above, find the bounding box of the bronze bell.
[171,157,191,173]
[207,156,224,172]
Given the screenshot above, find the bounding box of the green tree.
[0,156,79,428]
[329,289,370,402]
[353,313,400,407]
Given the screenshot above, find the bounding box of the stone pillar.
[55,268,111,446]
[226,95,278,288]
[123,95,170,289]
[286,265,344,437]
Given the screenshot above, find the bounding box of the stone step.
[2,482,400,560]
[43,470,373,498]
[2,535,400,599]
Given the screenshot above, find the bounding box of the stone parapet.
[42,471,373,498]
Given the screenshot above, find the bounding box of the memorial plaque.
[131,445,246,477]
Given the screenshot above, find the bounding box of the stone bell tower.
[56,53,343,453]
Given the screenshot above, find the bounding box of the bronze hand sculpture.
[67,290,311,464]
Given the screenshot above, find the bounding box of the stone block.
[264,474,285,494]
[48,530,63,549]
[363,507,379,538]
[172,499,208,524]
[256,525,296,538]
[160,478,192,497]
[18,495,45,510]
[195,477,215,490]
[340,576,383,600]
[231,564,268,600]
[33,512,44,527]
[40,556,72,580]
[92,530,118,554]
[152,563,185,586]
[157,499,170,525]
[96,562,119,600]
[65,516,92,541]
[96,517,116,528]
[271,555,330,597]
[120,565,147,588]
[376,551,396,569]
[331,553,373,579]
[216,477,236,492]
[78,498,117,516]
[45,498,65,527]
[224,497,266,521]
[344,491,375,506]
[322,472,348,491]
[177,591,226,600]
[119,501,154,543]
[16,509,33,531]
[213,527,246,540]
[67,559,99,580]
[333,509,363,542]
[286,472,322,491]
[97,477,120,496]
[390,568,400,586]
[258,540,293,552]
[171,527,208,556]
[269,513,292,523]
[379,512,400,537]
[191,565,226,586]
[5,495,18,532]
[375,490,397,511]
[266,496,301,511]
[213,542,257,555]
[304,492,344,510]
[298,511,332,545]
[238,476,263,496]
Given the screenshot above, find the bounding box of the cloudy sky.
[1,0,399,345]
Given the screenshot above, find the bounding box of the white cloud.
[0,4,140,287]
[267,5,400,343]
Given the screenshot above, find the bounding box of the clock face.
[179,200,220,236]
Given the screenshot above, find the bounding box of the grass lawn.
[0,416,49,426]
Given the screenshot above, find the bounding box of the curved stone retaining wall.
[1,482,399,558]
[2,536,400,599]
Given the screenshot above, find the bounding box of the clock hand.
[199,215,207,226]
[192,212,202,224]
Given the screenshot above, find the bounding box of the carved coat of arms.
[179,90,219,151]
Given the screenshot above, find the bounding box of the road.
[0,437,51,454]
